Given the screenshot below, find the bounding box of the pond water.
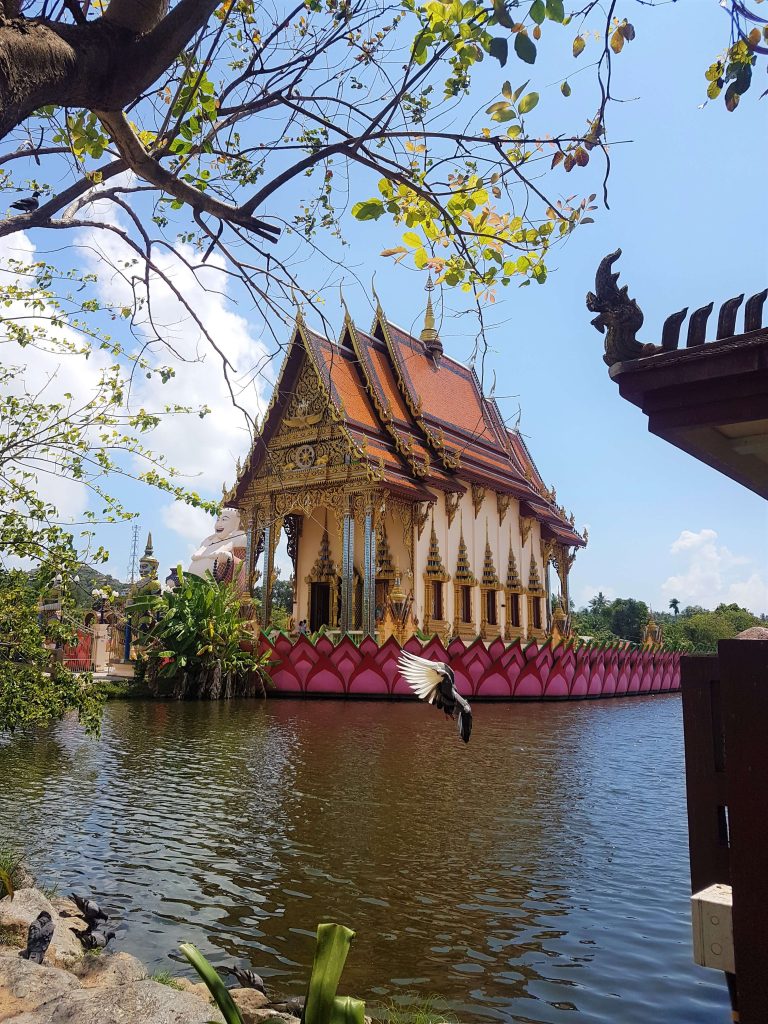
[1,696,729,1023]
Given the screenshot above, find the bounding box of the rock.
[0,950,80,1018]
[171,978,213,1001]
[7,979,226,1024]
[0,888,82,967]
[234,1011,298,1024]
[230,987,274,1022]
[74,951,147,988]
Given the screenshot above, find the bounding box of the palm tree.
[669,598,680,616]
[589,591,609,615]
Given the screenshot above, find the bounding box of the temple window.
[532,597,542,631]
[510,593,521,627]
[461,585,473,622]
[424,519,450,636]
[485,589,497,626]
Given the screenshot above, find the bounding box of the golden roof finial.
[420,274,439,345]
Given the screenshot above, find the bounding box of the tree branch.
[96,109,280,241]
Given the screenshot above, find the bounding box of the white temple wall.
[294,509,342,625]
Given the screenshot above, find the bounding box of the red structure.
[260,633,679,700]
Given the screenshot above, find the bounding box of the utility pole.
[126,522,140,586]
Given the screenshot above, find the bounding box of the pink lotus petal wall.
[259,636,680,700]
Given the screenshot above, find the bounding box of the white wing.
[397,650,444,702]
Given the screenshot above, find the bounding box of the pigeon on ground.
[69,892,109,931]
[19,911,55,964]
[9,190,41,214]
[220,966,267,993]
[397,650,473,743]
[269,996,306,1017]
[73,926,116,950]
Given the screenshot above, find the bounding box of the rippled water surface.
[1,696,728,1022]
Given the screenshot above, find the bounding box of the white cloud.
[78,220,272,493]
[161,500,217,567]
[0,231,114,539]
[661,528,768,615]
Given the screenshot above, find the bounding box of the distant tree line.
[571,593,765,652]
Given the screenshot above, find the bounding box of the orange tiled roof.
[232,312,584,548]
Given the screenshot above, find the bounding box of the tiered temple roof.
[234,300,584,548]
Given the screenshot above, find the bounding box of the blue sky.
[7,1,767,612]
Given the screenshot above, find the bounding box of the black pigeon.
[20,911,54,964]
[221,966,267,993]
[9,190,41,214]
[398,650,473,743]
[69,892,108,930]
[269,996,306,1017]
[73,926,116,950]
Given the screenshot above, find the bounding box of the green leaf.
[530,0,545,25]
[724,83,741,111]
[331,997,365,1024]
[512,80,530,102]
[489,37,508,66]
[506,125,523,138]
[546,0,565,22]
[493,0,515,29]
[303,923,358,1024]
[180,943,244,1024]
[560,80,571,97]
[0,868,14,902]
[573,35,585,57]
[351,200,383,221]
[402,231,422,248]
[501,80,513,99]
[518,91,539,113]
[514,32,537,65]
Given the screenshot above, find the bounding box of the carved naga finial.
[587,250,656,367]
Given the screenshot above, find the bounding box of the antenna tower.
[127,523,141,585]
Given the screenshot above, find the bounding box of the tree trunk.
[0,1,217,142]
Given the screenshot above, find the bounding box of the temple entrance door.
[310,582,331,632]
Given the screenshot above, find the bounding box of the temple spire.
[420,274,443,360]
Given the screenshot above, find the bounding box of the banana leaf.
[303,923,365,1024]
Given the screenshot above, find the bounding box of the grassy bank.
[95,678,154,701]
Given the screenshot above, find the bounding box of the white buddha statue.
[188,507,248,592]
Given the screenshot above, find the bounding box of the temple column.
[340,500,355,633]
[362,507,377,637]
[260,503,277,628]
[244,509,264,597]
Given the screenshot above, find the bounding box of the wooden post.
[682,641,768,1023]
[719,639,768,1023]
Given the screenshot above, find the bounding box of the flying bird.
[69,892,109,931]
[397,650,473,743]
[220,966,267,993]
[73,926,116,950]
[9,190,41,214]
[20,911,54,964]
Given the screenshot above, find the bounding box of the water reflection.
[1,696,728,1023]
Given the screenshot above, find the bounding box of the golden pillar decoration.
[497,492,511,525]
[471,483,486,517]
[520,516,533,547]
[445,491,461,529]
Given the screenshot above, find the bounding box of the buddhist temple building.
[229,288,586,641]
